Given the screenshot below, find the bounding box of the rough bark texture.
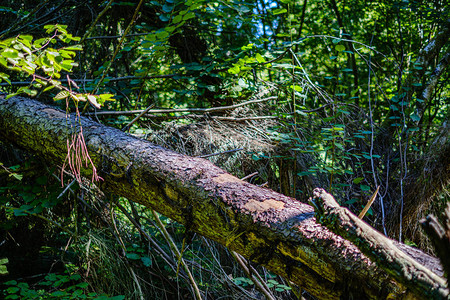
[310,188,448,299]
[0,95,445,299]
[420,203,450,282]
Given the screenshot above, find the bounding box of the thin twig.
[231,251,276,300]
[197,148,243,158]
[0,0,51,39]
[114,203,183,274]
[92,0,145,96]
[121,103,155,132]
[57,178,77,199]
[241,172,258,181]
[87,96,277,116]
[81,0,115,43]
[86,32,151,40]
[0,74,177,87]
[151,210,203,300]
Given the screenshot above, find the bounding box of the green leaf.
[50,291,67,297]
[156,30,169,40]
[1,48,19,58]
[9,173,23,181]
[273,63,295,69]
[0,258,8,275]
[7,287,19,294]
[0,72,11,84]
[62,44,82,51]
[70,274,81,281]
[162,4,173,13]
[255,53,265,63]
[228,65,240,74]
[159,14,170,22]
[183,11,195,20]
[76,282,89,289]
[273,8,287,15]
[0,265,8,275]
[335,44,345,52]
[173,14,183,24]
[109,296,126,300]
[410,113,420,122]
[353,177,364,184]
[237,5,250,13]
[238,78,248,88]
[54,91,69,100]
[141,256,152,267]
[360,184,371,191]
[126,253,140,260]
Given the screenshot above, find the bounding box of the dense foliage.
[0,0,449,298]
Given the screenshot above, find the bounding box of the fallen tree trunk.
[0,95,445,299]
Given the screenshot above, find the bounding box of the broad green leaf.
[255,53,265,63]
[183,11,195,20]
[173,14,183,24]
[335,44,345,52]
[1,48,19,59]
[228,65,240,74]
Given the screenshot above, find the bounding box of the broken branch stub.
[310,188,449,300]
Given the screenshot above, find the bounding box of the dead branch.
[310,188,448,299]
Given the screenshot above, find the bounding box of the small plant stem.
[231,251,276,300]
[151,210,203,300]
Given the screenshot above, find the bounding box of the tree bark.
[0,94,446,299]
[310,188,448,299]
[420,202,450,282]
